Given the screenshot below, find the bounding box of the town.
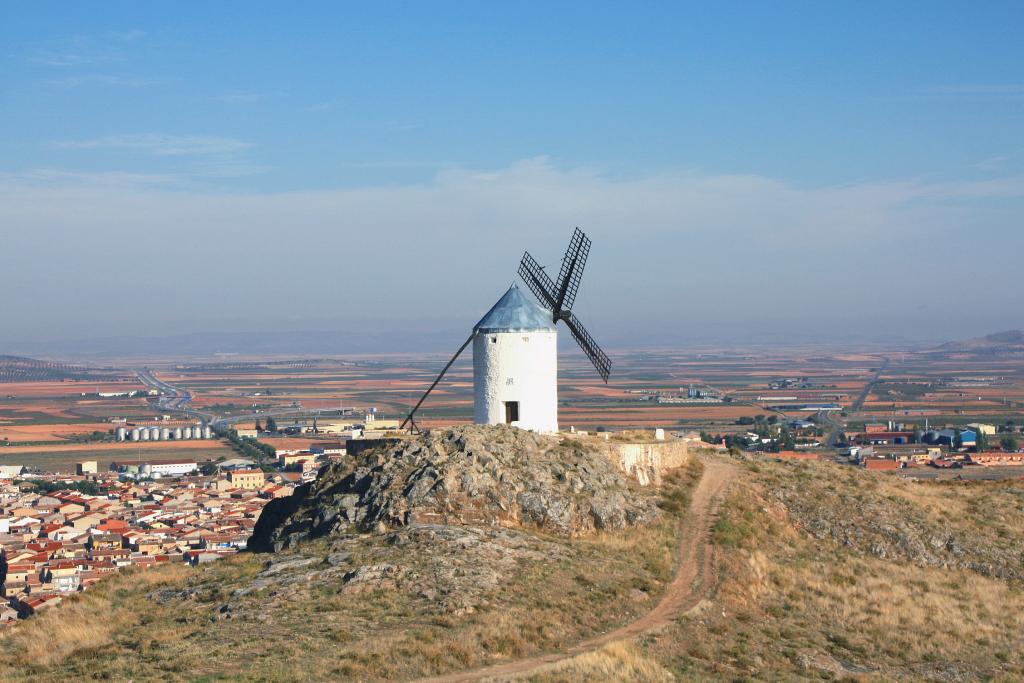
[0,412,399,624]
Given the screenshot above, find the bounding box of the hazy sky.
[2,3,1023,354]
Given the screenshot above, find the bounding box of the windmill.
[400,228,611,432]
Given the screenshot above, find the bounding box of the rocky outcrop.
[249,425,658,553]
[773,473,1024,581]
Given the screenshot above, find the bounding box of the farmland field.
[4,339,1024,474]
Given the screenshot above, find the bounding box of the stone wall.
[590,438,690,486]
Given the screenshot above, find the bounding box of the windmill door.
[504,401,519,424]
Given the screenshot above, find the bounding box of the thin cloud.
[29,51,111,67]
[974,155,1010,171]
[26,30,144,69]
[107,30,146,42]
[341,161,461,168]
[919,84,1024,96]
[212,90,268,104]
[1,158,1021,345]
[387,121,422,132]
[189,161,271,178]
[54,134,253,156]
[49,74,156,88]
[1,168,181,188]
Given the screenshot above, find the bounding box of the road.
[823,357,890,448]
[135,369,343,429]
[136,368,210,420]
[414,456,738,683]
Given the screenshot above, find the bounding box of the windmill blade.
[518,251,559,311]
[554,227,590,312]
[563,311,612,383]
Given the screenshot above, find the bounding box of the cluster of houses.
[0,446,343,625]
[849,422,1022,470]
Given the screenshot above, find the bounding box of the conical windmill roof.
[474,284,556,333]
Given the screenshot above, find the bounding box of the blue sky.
[2,3,1023,352]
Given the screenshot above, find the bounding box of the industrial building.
[76,461,98,475]
[138,461,200,478]
[119,423,212,443]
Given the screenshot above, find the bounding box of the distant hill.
[979,330,1024,345]
[0,355,91,383]
[934,329,1024,356]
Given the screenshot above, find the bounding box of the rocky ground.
[0,425,695,682]
[250,424,660,552]
[771,464,1024,580]
[548,455,1024,682]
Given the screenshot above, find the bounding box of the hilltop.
[250,425,659,552]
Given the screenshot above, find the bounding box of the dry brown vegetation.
[0,462,704,682]
[6,452,1024,681]
[1,563,193,668]
[547,457,1024,681]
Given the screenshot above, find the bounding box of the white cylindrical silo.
[130,428,140,441]
[173,427,183,440]
[161,427,171,441]
[116,427,127,442]
[202,425,212,439]
[472,285,558,433]
[150,426,161,441]
[140,428,150,441]
[183,427,192,439]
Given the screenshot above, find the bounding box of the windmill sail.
[518,251,559,312]
[563,311,611,382]
[554,227,590,313]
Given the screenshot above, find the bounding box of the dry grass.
[0,563,193,669]
[523,641,675,682]
[626,458,1024,680]
[0,461,704,682]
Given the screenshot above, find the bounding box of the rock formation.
[249,424,658,552]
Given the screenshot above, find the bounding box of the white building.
[76,461,98,475]
[473,285,558,433]
[140,461,199,478]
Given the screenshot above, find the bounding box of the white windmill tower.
[472,284,559,432]
[400,228,611,433]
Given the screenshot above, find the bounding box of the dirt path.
[414,456,738,683]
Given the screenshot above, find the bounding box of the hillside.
[933,329,1024,357]
[540,457,1024,681]
[3,439,1023,681]
[0,427,699,681]
[0,355,92,382]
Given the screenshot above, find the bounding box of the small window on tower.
[506,377,514,385]
[491,336,497,344]
[522,336,529,342]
